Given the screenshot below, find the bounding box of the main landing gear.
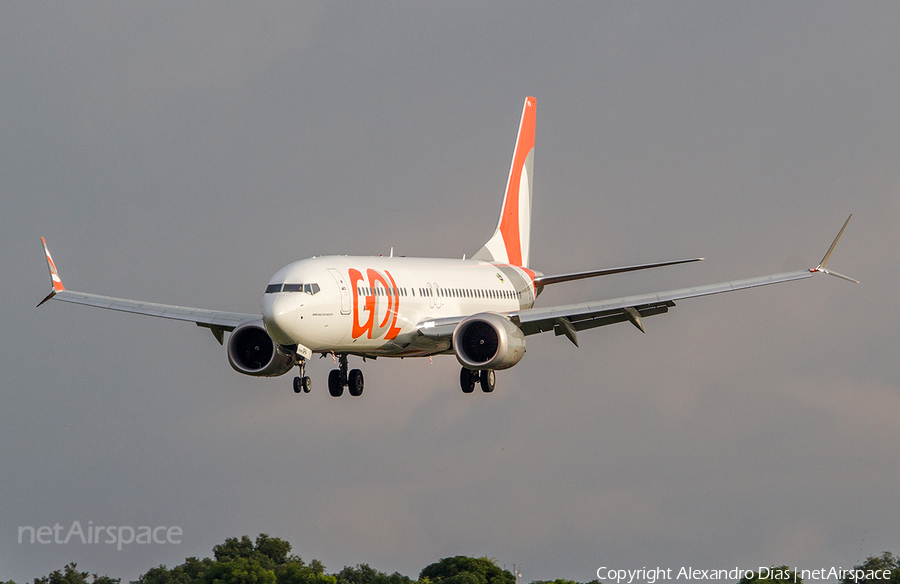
[460,367,495,394]
[327,354,364,397]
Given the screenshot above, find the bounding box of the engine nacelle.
[227,321,295,377]
[452,312,526,370]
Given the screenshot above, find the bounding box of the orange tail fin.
[473,97,535,267]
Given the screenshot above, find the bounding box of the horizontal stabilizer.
[533,257,703,287]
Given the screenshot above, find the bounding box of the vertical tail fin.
[473,97,536,267]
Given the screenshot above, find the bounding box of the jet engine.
[452,313,526,370]
[227,321,295,377]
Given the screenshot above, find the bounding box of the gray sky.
[2,3,898,582]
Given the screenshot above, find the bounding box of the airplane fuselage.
[262,256,538,357]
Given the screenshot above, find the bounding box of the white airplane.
[38,97,857,397]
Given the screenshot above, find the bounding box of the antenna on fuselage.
[390,247,394,258]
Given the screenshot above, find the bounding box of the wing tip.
[39,237,65,302]
[811,214,857,284]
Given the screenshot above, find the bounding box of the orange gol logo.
[348,268,402,341]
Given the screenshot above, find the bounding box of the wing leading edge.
[37,238,259,344]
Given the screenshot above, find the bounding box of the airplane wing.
[417,215,856,346]
[509,269,812,345]
[37,238,259,344]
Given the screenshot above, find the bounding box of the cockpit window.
[283,283,320,295]
[265,283,283,294]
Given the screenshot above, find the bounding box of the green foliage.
[213,537,258,563]
[840,553,900,584]
[134,557,215,584]
[335,565,411,584]
[33,563,120,584]
[131,536,332,584]
[212,535,295,571]
[275,561,336,584]
[200,558,275,584]
[737,566,801,584]
[419,556,514,584]
[308,562,326,578]
[255,536,292,567]
[336,565,381,584]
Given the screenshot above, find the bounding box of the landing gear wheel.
[328,370,344,397]
[348,369,364,396]
[460,367,476,393]
[294,361,311,394]
[480,369,495,393]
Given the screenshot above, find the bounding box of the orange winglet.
[37,237,65,307]
[41,237,65,292]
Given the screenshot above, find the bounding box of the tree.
[212,535,294,571]
[276,563,336,584]
[33,564,119,584]
[133,557,215,584]
[840,553,900,584]
[309,562,326,578]
[214,537,258,563]
[335,565,411,584]
[132,535,319,584]
[255,535,292,567]
[199,558,275,584]
[419,557,514,584]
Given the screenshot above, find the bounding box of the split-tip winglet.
[810,214,859,284]
[37,237,65,307]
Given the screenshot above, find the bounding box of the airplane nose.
[262,294,302,345]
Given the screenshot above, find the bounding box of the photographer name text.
[597,566,892,583]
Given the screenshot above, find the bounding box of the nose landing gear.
[292,360,312,394]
